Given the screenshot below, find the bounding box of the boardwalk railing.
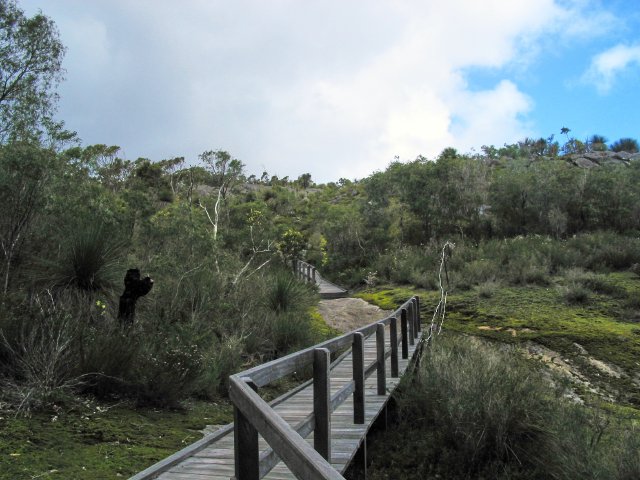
[230,295,422,480]
[131,293,423,480]
[294,259,348,298]
[294,259,317,283]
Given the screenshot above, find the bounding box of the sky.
[19,0,640,183]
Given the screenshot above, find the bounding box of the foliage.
[0,142,58,293]
[366,335,640,480]
[0,0,66,143]
[3,4,640,476]
[610,138,639,153]
[277,228,306,261]
[0,292,82,413]
[397,336,557,476]
[264,269,313,314]
[34,222,125,292]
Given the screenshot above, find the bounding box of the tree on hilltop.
[610,137,639,153]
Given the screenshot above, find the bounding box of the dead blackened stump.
[118,269,153,324]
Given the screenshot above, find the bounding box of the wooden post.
[313,348,331,461]
[352,332,365,424]
[390,317,399,377]
[376,323,386,395]
[312,267,317,283]
[401,308,409,359]
[355,437,367,479]
[415,296,421,333]
[306,265,312,282]
[408,302,415,346]
[234,377,259,480]
[411,299,417,339]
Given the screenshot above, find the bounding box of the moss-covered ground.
[0,307,337,479]
[356,271,640,406]
[0,400,233,479]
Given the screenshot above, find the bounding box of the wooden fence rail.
[131,286,422,480]
[294,260,347,298]
[228,295,422,480]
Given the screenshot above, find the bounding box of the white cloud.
[19,0,620,181]
[583,43,640,94]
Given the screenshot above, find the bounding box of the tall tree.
[297,173,312,190]
[0,0,66,142]
[198,150,245,241]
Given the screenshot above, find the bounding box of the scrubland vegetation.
[363,336,640,480]
[1,1,640,478]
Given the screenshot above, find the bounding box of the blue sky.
[19,0,640,182]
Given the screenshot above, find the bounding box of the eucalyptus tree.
[0,1,69,293]
[0,0,66,143]
[197,150,245,241]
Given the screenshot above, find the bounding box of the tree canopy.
[0,0,66,143]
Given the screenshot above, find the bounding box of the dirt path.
[317,297,391,333]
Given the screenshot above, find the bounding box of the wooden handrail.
[230,294,421,479]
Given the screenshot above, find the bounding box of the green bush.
[562,282,591,305]
[398,336,555,476]
[130,325,204,407]
[77,320,140,398]
[476,279,500,298]
[265,270,313,314]
[563,268,626,297]
[0,293,85,413]
[368,334,640,480]
[616,426,640,480]
[374,246,439,289]
[192,334,244,399]
[35,223,125,292]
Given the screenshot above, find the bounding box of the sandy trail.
[317,297,391,333]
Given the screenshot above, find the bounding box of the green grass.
[0,400,233,479]
[356,271,640,406]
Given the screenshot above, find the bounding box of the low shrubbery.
[371,232,640,292]
[368,335,640,480]
[0,265,323,412]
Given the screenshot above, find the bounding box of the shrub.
[476,280,500,298]
[193,335,244,399]
[130,326,203,407]
[265,270,313,314]
[269,311,317,356]
[34,223,125,292]
[77,320,141,398]
[560,267,628,306]
[398,336,555,476]
[562,282,591,304]
[386,335,640,480]
[374,246,438,289]
[616,426,640,480]
[0,293,84,413]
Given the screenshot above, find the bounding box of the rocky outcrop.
[566,150,640,168]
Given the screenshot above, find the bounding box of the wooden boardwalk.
[132,293,422,480]
[295,260,348,299]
